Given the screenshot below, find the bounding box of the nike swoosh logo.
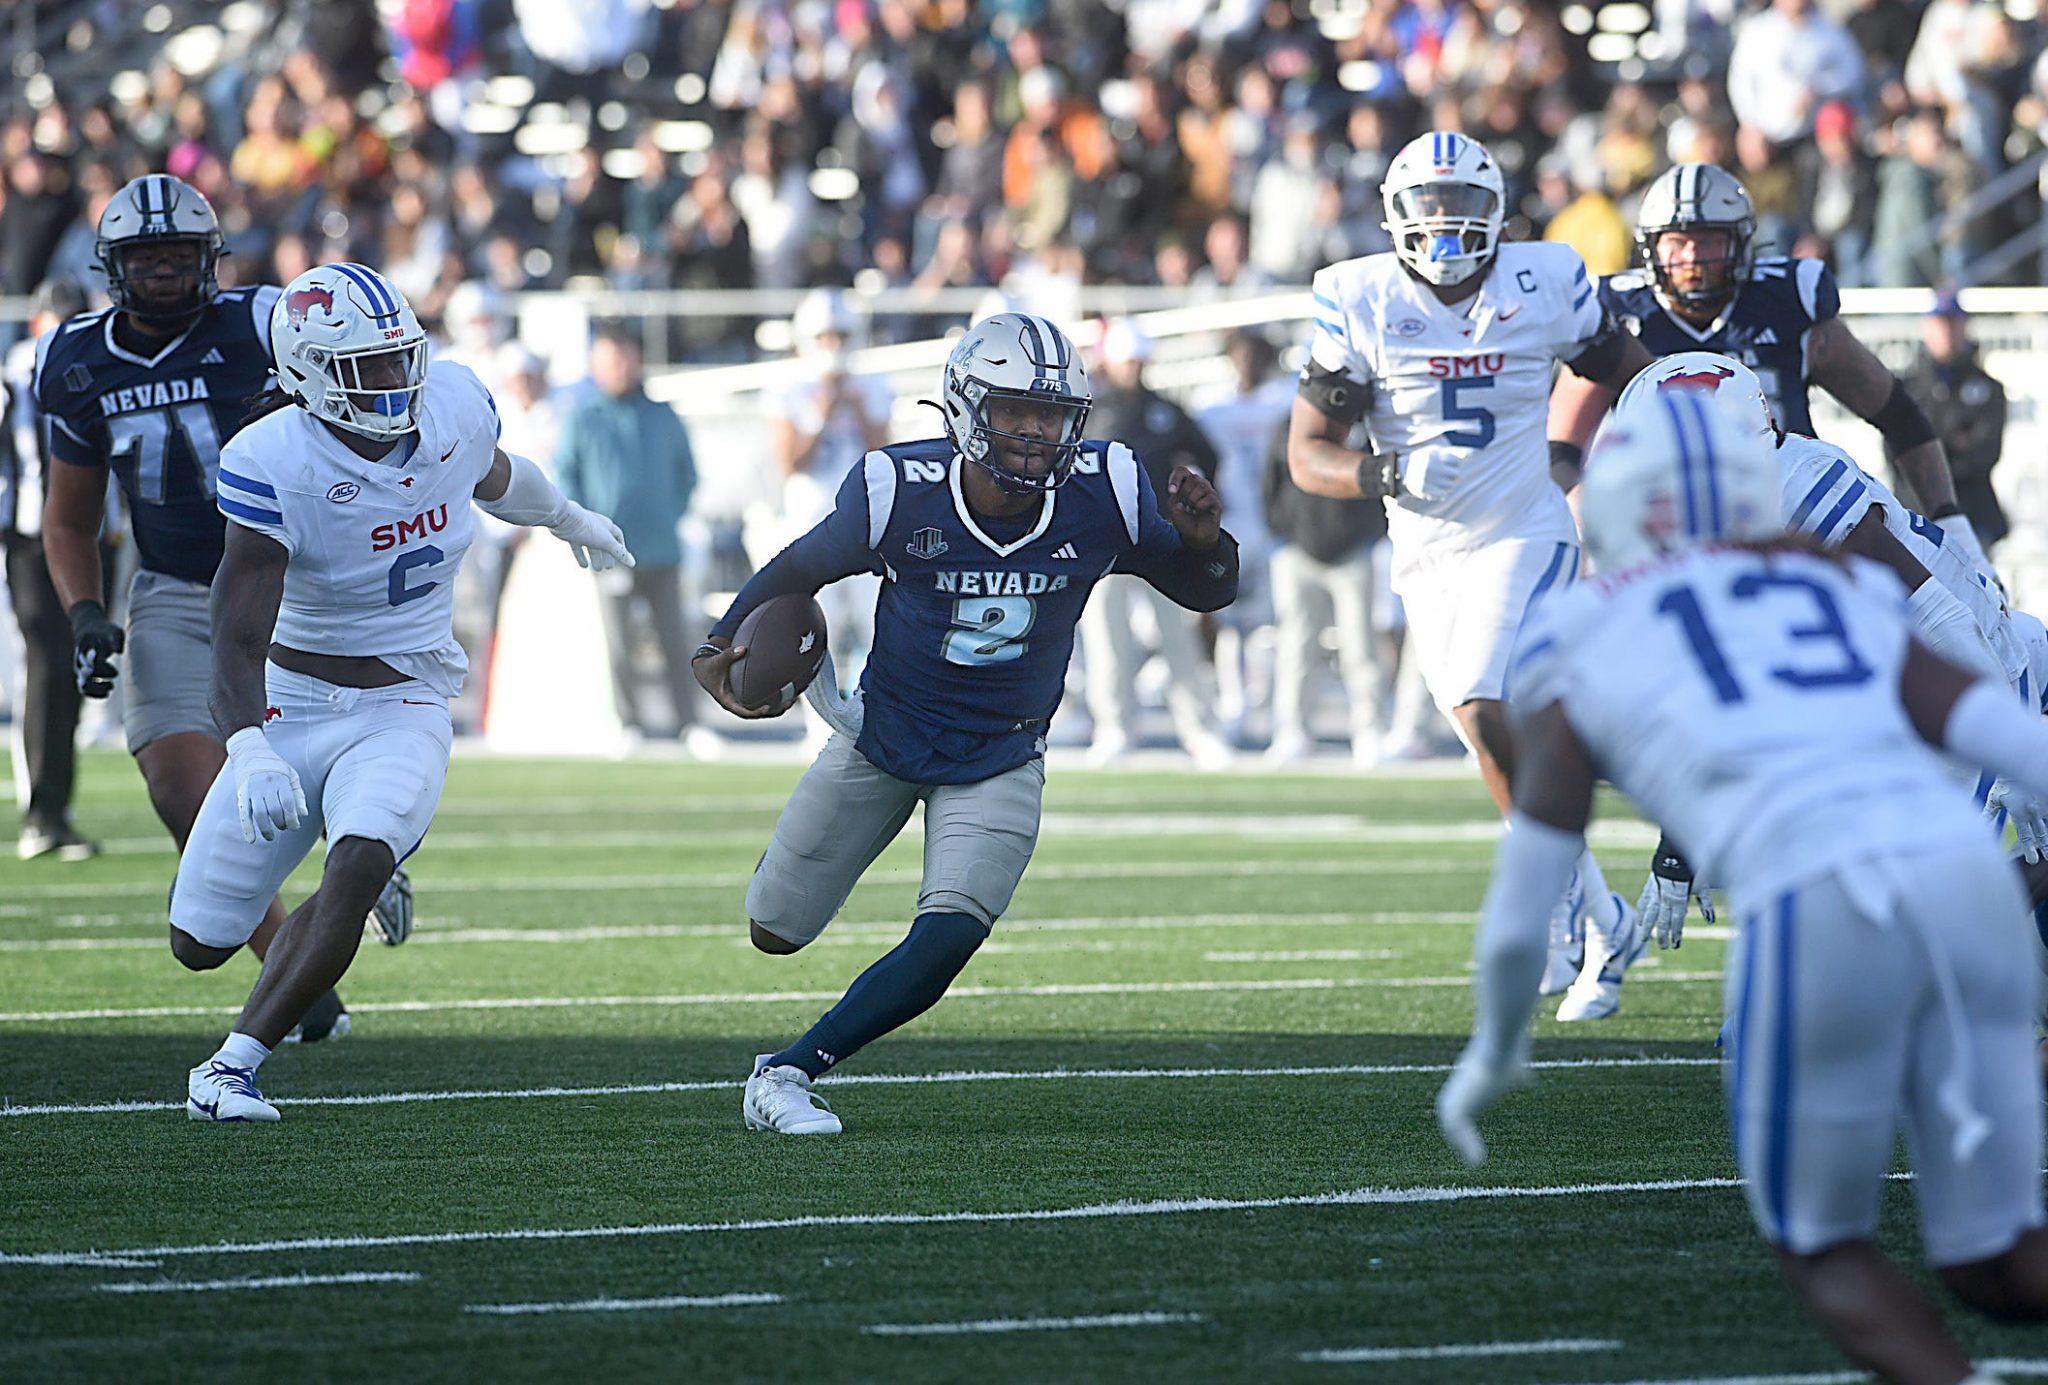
[440,445,456,462]
[1497,307,1520,321]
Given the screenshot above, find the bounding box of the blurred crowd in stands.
[5,0,2048,355]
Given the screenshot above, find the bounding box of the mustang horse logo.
[1657,365,1736,392]
[285,285,335,327]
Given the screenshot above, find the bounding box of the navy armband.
[1298,364,1370,426]
[1549,440,1584,478]
[1872,377,1938,453]
[1563,325,1627,382]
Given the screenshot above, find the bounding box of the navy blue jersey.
[32,285,280,584]
[1600,256,1840,436]
[712,438,1238,784]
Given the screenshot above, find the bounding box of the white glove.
[550,501,636,572]
[1988,777,2048,863]
[1636,870,1715,951]
[1435,1038,1531,1168]
[224,727,307,844]
[1936,511,1994,581]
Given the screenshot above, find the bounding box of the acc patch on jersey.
[327,481,360,504]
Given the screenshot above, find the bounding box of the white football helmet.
[1635,163,1756,313]
[1613,351,1775,445]
[269,264,430,442]
[1382,132,1505,288]
[1581,382,1781,572]
[95,173,224,320]
[937,312,1091,492]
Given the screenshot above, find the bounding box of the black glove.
[69,600,124,699]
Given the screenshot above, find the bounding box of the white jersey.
[1309,240,1605,554]
[1774,430,2017,682]
[215,360,500,696]
[1514,545,1980,907]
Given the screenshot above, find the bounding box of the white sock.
[215,1031,271,1072]
[1576,849,1614,934]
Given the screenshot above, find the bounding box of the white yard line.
[864,1311,1203,1337]
[1204,950,1398,963]
[464,1291,782,1316]
[1302,1337,1621,1363]
[0,911,1489,953]
[0,1056,1718,1119]
[0,1176,1748,1266]
[0,971,1726,1025]
[0,857,1545,902]
[97,1271,421,1294]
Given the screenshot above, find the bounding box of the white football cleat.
[1556,892,1648,1022]
[366,865,413,946]
[743,1054,842,1135]
[187,1060,281,1123]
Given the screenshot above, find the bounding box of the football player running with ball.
[1439,390,2048,1384]
[696,313,1239,1135]
[180,264,631,1122]
[1288,132,1658,1020]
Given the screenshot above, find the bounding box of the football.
[730,594,829,713]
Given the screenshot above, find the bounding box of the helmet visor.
[1390,184,1499,223]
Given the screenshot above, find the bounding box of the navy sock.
[768,912,986,1079]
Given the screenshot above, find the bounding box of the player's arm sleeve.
[1304,267,1372,392]
[1794,258,1841,326]
[1557,253,1631,383]
[249,285,282,336]
[1782,451,1877,546]
[215,444,296,556]
[1109,443,1240,612]
[29,334,99,468]
[706,452,890,639]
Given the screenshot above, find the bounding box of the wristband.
[693,642,725,661]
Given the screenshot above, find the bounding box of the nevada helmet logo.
[907,527,949,560]
[1658,365,1735,391]
[798,632,816,655]
[285,285,335,327]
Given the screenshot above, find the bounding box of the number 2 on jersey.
[943,596,1034,665]
[105,404,222,504]
[1657,573,1874,705]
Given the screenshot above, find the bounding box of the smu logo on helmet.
[285,285,335,327]
[1658,365,1735,392]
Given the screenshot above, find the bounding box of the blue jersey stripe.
[1312,291,1341,313]
[217,467,276,498]
[1814,480,1866,542]
[1787,458,1848,531]
[220,496,285,526]
[1570,285,1593,311]
[1314,318,1347,341]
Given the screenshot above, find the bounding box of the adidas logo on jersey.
[201,347,226,365]
[1755,328,1778,344]
[1051,543,1078,560]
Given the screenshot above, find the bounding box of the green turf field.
[3,750,2042,1383]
